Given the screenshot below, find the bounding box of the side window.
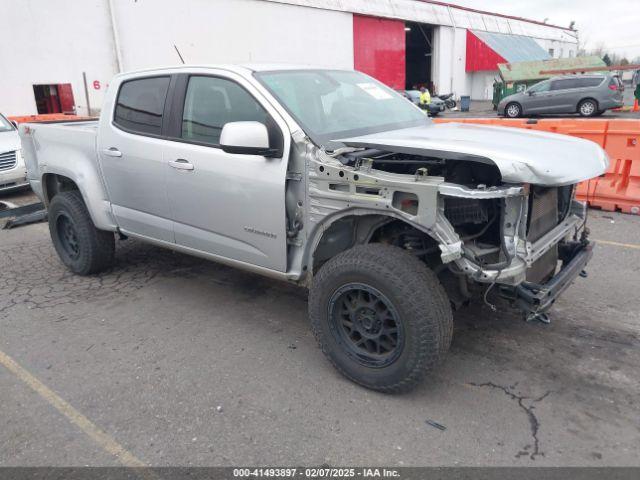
[181,76,268,145]
[114,77,170,135]
[579,77,604,88]
[529,81,550,93]
[550,79,576,91]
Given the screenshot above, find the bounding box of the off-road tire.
[309,244,453,393]
[505,102,522,118]
[578,99,598,117]
[48,191,115,275]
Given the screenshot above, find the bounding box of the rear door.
[608,76,624,105]
[97,75,175,242]
[163,71,290,272]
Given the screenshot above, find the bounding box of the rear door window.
[577,77,604,88]
[114,76,171,135]
[551,79,578,90]
[551,77,603,90]
[180,76,268,146]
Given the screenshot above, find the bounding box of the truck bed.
[19,120,99,185]
[19,120,103,204]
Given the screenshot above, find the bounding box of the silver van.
[498,74,624,118]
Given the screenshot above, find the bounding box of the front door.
[97,75,174,242]
[525,80,553,113]
[164,73,289,272]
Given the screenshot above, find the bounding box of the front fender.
[302,207,444,278]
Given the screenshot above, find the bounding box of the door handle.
[168,159,194,171]
[103,147,122,158]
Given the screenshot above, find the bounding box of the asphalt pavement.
[0,190,639,467]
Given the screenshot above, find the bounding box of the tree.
[603,53,612,66]
[620,58,629,66]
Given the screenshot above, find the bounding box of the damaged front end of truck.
[301,123,606,319]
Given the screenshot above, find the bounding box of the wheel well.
[505,102,522,114]
[311,215,471,309]
[578,97,598,109]
[43,174,80,204]
[311,215,439,274]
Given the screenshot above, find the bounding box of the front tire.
[309,244,453,393]
[505,102,522,118]
[578,99,598,117]
[48,191,115,275]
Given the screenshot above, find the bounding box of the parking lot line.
[594,239,640,250]
[0,348,147,468]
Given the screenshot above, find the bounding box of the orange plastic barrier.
[434,118,640,214]
[8,113,95,124]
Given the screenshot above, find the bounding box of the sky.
[448,0,640,61]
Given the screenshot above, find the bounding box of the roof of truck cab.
[114,64,344,79]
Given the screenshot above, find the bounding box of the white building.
[0,0,578,116]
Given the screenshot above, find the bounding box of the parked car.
[498,74,624,118]
[402,90,446,116]
[0,113,28,194]
[20,66,607,393]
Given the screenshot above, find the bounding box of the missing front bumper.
[502,241,594,314]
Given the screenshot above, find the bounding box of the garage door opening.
[405,22,433,92]
[33,84,76,114]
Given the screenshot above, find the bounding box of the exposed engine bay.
[314,147,589,314]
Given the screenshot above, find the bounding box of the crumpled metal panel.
[337,122,609,187]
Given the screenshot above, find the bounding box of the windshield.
[255,70,428,148]
[0,113,15,133]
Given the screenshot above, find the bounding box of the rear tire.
[578,99,598,117]
[48,191,115,275]
[505,102,522,118]
[309,244,453,393]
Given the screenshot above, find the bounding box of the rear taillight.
[609,84,618,91]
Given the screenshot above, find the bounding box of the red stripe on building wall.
[465,30,506,72]
[353,15,406,89]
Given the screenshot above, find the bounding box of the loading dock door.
[353,15,405,89]
[405,22,433,91]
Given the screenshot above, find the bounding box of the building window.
[569,50,575,58]
[548,48,555,57]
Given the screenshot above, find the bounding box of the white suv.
[0,113,28,193]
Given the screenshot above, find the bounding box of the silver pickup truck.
[20,65,608,392]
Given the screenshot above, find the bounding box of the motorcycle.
[435,93,457,110]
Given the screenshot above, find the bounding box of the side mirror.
[220,121,279,157]
[527,91,534,96]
